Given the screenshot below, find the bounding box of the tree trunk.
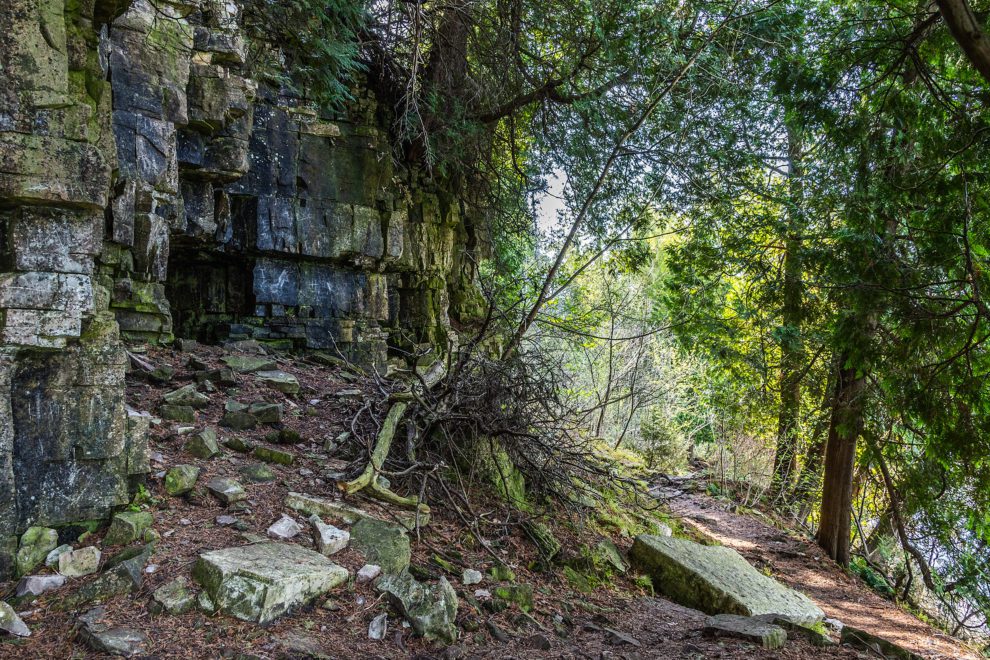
[936,0,990,84]
[772,121,805,494]
[815,356,866,566]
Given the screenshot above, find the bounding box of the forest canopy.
[278,0,990,643]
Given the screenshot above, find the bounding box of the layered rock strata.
[0,0,482,577]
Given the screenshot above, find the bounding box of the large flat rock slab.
[193,543,348,624]
[629,535,823,625]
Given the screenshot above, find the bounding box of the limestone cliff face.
[0,0,483,576]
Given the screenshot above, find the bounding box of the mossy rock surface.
[703,614,787,650]
[165,465,201,496]
[376,571,458,643]
[493,583,534,612]
[16,527,59,577]
[192,542,348,624]
[152,576,196,615]
[238,463,276,483]
[161,404,196,423]
[629,535,823,625]
[222,355,276,373]
[522,521,561,562]
[349,518,410,575]
[104,511,153,546]
[253,446,294,466]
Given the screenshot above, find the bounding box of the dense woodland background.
[252,0,990,648]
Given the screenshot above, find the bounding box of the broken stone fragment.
[224,437,255,453]
[0,601,30,637]
[16,574,67,597]
[195,367,237,385]
[603,627,640,647]
[192,543,348,623]
[255,370,300,394]
[45,544,73,568]
[249,402,282,424]
[151,576,196,615]
[160,404,196,423]
[266,428,302,444]
[59,546,102,577]
[703,613,787,650]
[207,477,246,505]
[16,526,59,577]
[104,511,154,546]
[164,464,201,496]
[309,515,349,556]
[104,544,152,572]
[238,462,276,483]
[185,427,221,458]
[368,613,388,640]
[357,564,382,583]
[77,606,148,657]
[267,515,302,540]
[253,446,294,465]
[349,518,411,575]
[162,383,210,408]
[522,520,561,561]
[593,539,628,574]
[754,614,835,647]
[462,569,482,586]
[376,570,459,643]
[274,630,332,659]
[221,409,256,430]
[222,355,276,373]
[175,338,198,352]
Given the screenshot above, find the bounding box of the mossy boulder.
[522,520,561,562]
[160,404,196,423]
[206,477,246,505]
[492,583,534,612]
[703,614,787,650]
[162,384,209,408]
[252,446,294,465]
[255,370,300,394]
[16,527,59,577]
[104,511,153,546]
[238,463,276,483]
[629,535,823,625]
[349,518,411,575]
[185,427,220,459]
[221,410,256,430]
[249,402,282,424]
[376,571,458,643]
[151,576,196,615]
[164,465,201,496]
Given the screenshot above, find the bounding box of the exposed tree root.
[339,400,431,514]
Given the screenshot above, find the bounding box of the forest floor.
[665,490,981,660]
[0,342,980,659]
